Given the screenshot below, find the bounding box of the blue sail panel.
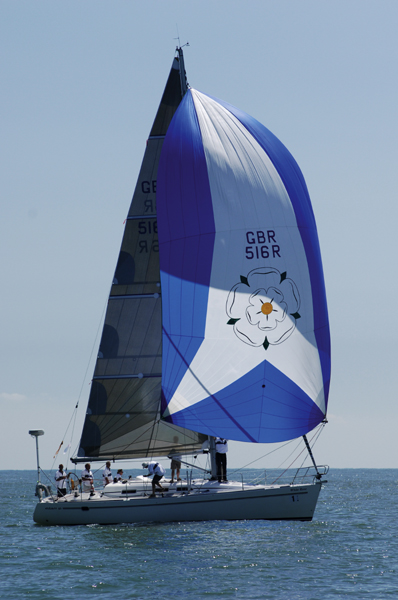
[157,91,215,397]
[162,362,325,443]
[157,89,330,443]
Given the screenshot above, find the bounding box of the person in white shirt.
[102,461,112,486]
[81,463,94,492]
[214,437,228,483]
[54,464,69,497]
[142,461,165,497]
[116,469,127,483]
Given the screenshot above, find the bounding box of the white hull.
[33,480,323,526]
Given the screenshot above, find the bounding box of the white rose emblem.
[226,267,301,350]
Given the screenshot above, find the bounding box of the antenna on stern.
[29,429,44,484]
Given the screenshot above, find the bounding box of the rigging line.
[145,417,198,461]
[65,405,81,469]
[227,438,297,476]
[257,437,304,484]
[174,24,180,50]
[268,424,325,485]
[297,424,326,471]
[55,295,110,469]
[269,445,308,485]
[297,451,309,471]
[305,423,325,452]
[190,452,212,490]
[147,418,188,458]
[145,408,163,459]
[274,437,305,470]
[310,420,327,449]
[76,295,109,409]
[50,403,81,471]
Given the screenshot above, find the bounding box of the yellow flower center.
[261,302,273,315]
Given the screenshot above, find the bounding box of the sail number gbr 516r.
[138,219,158,253]
[246,230,281,260]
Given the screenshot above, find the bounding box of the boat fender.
[71,479,75,490]
[35,483,51,499]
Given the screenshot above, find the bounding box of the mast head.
[175,44,189,97]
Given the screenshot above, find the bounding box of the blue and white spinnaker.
[157,89,330,443]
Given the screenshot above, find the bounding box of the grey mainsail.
[76,52,207,462]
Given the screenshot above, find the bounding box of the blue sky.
[1,1,397,470]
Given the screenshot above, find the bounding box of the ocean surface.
[2,469,398,599]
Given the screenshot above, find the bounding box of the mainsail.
[158,90,331,443]
[76,53,207,461]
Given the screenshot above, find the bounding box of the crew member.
[54,464,69,497]
[116,469,127,483]
[81,463,94,492]
[214,437,228,483]
[169,454,182,483]
[142,461,165,497]
[102,461,112,486]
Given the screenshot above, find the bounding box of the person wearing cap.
[81,463,94,492]
[214,437,228,483]
[54,464,69,497]
[142,461,165,497]
[102,461,112,486]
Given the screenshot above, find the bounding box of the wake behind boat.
[31,47,331,526]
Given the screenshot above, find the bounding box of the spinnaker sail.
[158,89,330,443]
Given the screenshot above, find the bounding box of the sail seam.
[126,215,157,220]
[109,294,161,300]
[92,374,161,380]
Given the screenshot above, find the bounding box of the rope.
[265,423,326,485]
[50,298,110,474]
[227,437,297,478]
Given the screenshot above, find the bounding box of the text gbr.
[246,230,281,260]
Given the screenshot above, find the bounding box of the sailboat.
[32,47,330,526]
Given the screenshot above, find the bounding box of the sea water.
[2,469,398,599]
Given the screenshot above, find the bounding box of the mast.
[176,45,188,97]
[209,437,218,479]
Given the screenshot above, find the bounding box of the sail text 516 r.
[138,220,158,253]
[245,230,281,260]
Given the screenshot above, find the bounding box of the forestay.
[157,89,330,443]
